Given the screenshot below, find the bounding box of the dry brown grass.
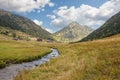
[14,34,120,80]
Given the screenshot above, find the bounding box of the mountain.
[80,11,120,42]
[52,22,94,42]
[0,9,52,39]
[0,26,33,40]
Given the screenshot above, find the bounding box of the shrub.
[0,61,6,68]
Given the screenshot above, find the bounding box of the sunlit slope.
[53,22,93,42]
[0,26,32,40]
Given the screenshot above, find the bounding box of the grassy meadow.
[15,34,120,80]
[0,40,52,68]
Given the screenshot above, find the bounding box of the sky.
[0,0,120,33]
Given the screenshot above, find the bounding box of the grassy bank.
[0,40,51,68]
[15,34,120,80]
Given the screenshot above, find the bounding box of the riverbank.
[0,40,51,68]
[0,48,59,80]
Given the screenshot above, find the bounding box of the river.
[0,48,59,80]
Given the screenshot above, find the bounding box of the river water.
[0,48,59,80]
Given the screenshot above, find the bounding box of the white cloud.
[0,0,54,12]
[44,28,54,33]
[37,10,41,13]
[48,2,55,7]
[50,0,120,29]
[47,14,56,19]
[33,19,43,26]
[58,6,68,10]
[33,19,54,33]
[42,9,45,11]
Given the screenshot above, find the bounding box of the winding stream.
[0,48,59,80]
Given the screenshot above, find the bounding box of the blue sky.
[0,0,120,33]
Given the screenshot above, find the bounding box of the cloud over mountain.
[47,14,56,19]
[50,0,120,29]
[33,19,43,26]
[33,19,54,33]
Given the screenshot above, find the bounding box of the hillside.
[0,26,32,40]
[80,11,120,42]
[53,22,94,42]
[0,10,52,39]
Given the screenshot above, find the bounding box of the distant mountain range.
[1,9,119,42]
[52,22,94,42]
[0,9,52,40]
[80,11,120,42]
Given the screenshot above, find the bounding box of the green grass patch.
[0,40,51,68]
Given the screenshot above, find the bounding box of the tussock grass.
[0,40,51,68]
[15,34,120,80]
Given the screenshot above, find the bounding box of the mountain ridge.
[80,11,120,42]
[53,21,94,42]
[0,9,52,39]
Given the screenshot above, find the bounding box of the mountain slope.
[53,22,94,42]
[80,11,120,42]
[0,26,32,40]
[0,9,52,39]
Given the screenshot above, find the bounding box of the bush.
[0,61,6,68]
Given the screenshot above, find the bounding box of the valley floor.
[15,34,120,80]
[0,40,52,68]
